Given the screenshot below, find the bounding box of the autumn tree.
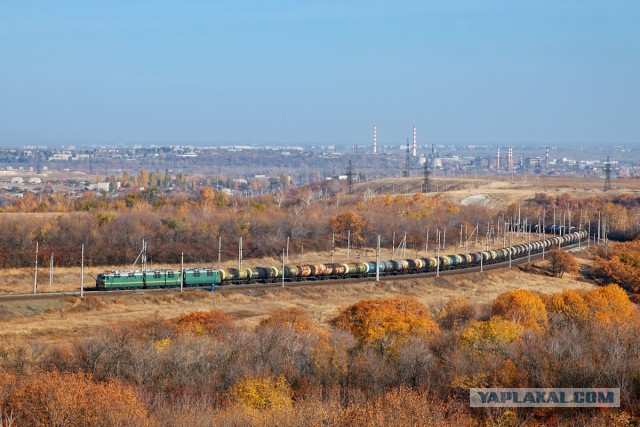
[331,297,438,358]
[492,289,548,331]
[545,289,590,324]
[435,297,475,330]
[6,371,150,426]
[583,285,636,325]
[173,310,236,338]
[592,240,640,294]
[258,307,322,334]
[548,249,579,278]
[458,317,524,356]
[231,375,293,411]
[330,211,367,245]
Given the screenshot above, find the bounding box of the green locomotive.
[96,268,221,290]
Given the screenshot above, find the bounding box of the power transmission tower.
[403,139,410,178]
[603,156,612,192]
[346,159,355,195]
[422,160,431,193]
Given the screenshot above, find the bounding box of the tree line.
[0,285,637,425]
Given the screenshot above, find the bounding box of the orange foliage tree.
[331,297,438,358]
[492,289,548,331]
[330,211,367,245]
[6,371,150,426]
[258,307,323,335]
[548,249,579,278]
[592,240,640,294]
[173,310,236,338]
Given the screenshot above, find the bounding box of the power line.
[603,156,612,192]
[422,160,431,193]
[346,159,355,195]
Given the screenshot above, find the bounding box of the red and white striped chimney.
[373,125,377,154]
[412,125,417,157]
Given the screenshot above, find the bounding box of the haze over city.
[1,1,639,147]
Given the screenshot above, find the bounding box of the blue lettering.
[574,392,584,403]
[547,392,559,403]
[586,392,597,403]
[523,392,535,403]
[535,392,546,403]
[487,392,499,403]
[477,391,490,403]
[598,392,615,404]
[500,392,512,402]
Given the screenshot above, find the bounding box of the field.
[0,174,627,344]
[0,253,597,345]
[355,175,640,209]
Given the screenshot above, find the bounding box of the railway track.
[0,242,588,303]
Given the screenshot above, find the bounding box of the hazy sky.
[1,1,639,147]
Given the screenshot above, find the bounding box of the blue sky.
[1,1,639,147]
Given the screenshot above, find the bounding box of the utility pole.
[80,244,84,298]
[181,252,184,292]
[218,236,222,270]
[403,139,411,178]
[509,233,512,268]
[443,227,446,251]
[239,237,243,269]
[425,229,429,253]
[376,235,380,283]
[347,230,351,261]
[34,242,38,294]
[436,230,440,277]
[49,252,54,288]
[331,233,335,263]
[282,248,285,287]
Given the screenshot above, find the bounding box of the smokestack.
[496,147,500,169]
[508,147,513,170]
[373,125,377,154]
[545,146,549,169]
[412,125,417,157]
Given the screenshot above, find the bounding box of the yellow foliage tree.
[436,297,475,330]
[458,317,524,355]
[545,289,590,323]
[583,285,636,325]
[331,297,438,358]
[231,375,293,411]
[492,289,548,331]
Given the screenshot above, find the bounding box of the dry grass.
[0,232,542,296]
[0,264,597,345]
[354,176,640,209]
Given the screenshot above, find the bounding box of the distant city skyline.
[1,1,639,147]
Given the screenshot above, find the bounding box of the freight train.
[95,228,587,290]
